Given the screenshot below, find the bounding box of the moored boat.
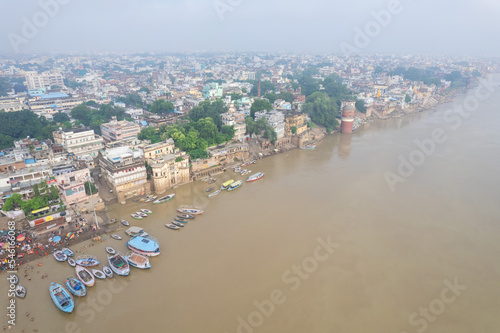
[131,214,143,220]
[126,252,151,269]
[49,283,74,313]
[221,179,235,190]
[175,219,188,224]
[177,214,195,219]
[67,258,76,267]
[208,178,217,184]
[127,235,160,256]
[227,180,243,191]
[105,247,116,255]
[121,219,130,226]
[153,193,175,204]
[15,285,26,298]
[75,255,100,267]
[205,187,214,192]
[92,269,106,279]
[177,206,204,215]
[208,189,221,197]
[108,253,130,276]
[125,226,148,237]
[140,209,152,214]
[137,211,148,217]
[145,196,157,202]
[165,224,180,230]
[65,277,86,297]
[300,144,316,150]
[111,234,122,240]
[61,247,74,257]
[53,250,68,262]
[75,265,95,286]
[103,266,113,278]
[241,169,251,176]
[246,172,264,182]
[200,176,210,182]
[172,221,184,228]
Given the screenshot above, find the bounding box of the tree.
[84,181,98,195]
[302,92,339,132]
[249,80,275,96]
[53,111,70,123]
[405,94,411,103]
[227,92,243,101]
[150,99,175,114]
[355,99,366,113]
[298,75,320,97]
[138,126,161,144]
[175,156,184,162]
[250,99,273,119]
[0,78,12,96]
[33,184,40,197]
[188,99,227,130]
[139,87,150,94]
[263,92,277,104]
[291,126,297,135]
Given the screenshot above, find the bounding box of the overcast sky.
[1,0,499,55]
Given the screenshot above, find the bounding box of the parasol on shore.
[16,234,25,242]
[2,243,9,249]
[53,236,61,243]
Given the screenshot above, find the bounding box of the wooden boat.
[300,144,316,150]
[103,266,113,278]
[208,178,217,184]
[75,266,95,286]
[239,168,247,175]
[137,211,148,218]
[241,169,251,176]
[61,247,74,257]
[125,226,148,237]
[67,258,76,267]
[172,221,184,228]
[200,176,210,182]
[165,224,180,230]
[15,285,26,298]
[53,250,67,262]
[75,255,100,267]
[131,214,143,220]
[175,219,188,224]
[65,277,86,297]
[126,252,151,269]
[108,253,130,276]
[121,219,130,226]
[49,283,74,313]
[247,172,264,182]
[127,235,160,256]
[145,196,157,202]
[221,179,235,190]
[105,247,116,255]
[227,180,243,191]
[177,214,195,219]
[177,206,204,215]
[208,189,221,197]
[111,234,122,240]
[241,160,256,167]
[205,187,214,192]
[153,193,175,204]
[140,209,152,214]
[92,269,106,279]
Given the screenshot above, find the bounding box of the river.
[2,75,500,333]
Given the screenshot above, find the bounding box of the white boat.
[140,209,152,214]
[126,252,151,269]
[241,169,251,176]
[177,214,195,219]
[145,196,157,202]
[67,258,76,267]
[61,247,74,257]
[171,221,184,228]
[15,285,26,298]
[227,180,243,191]
[208,189,221,197]
[177,206,204,215]
[108,253,130,276]
[53,250,67,262]
[111,234,122,240]
[153,193,175,204]
[127,235,160,256]
[165,224,180,230]
[121,219,130,226]
[75,255,100,267]
[131,214,143,220]
[92,269,106,279]
[125,226,148,237]
[75,265,95,287]
[247,172,264,182]
[137,211,148,217]
[106,247,116,255]
[103,266,113,278]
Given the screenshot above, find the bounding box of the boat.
[75,266,95,286]
[239,168,247,175]
[175,219,188,224]
[247,172,264,182]
[65,277,86,297]
[108,253,130,276]
[105,247,116,255]
[131,213,143,220]
[177,214,195,219]
[300,144,316,150]
[103,266,113,278]
[49,283,74,313]
[227,180,243,191]
[200,176,210,182]
[177,206,204,215]
[11,275,18,285]
[67,258,76,267]
[241,159,256,167]
[171,221,184,228]
[208,178,216,184]
[233,166,241,172]
[111,234,122,240]
[92,269,106,279]
[121,219,130,226]
[208,189,221,197]
[153,193,175,204]
[127,235,160,256]
[137,211,148,218]
[125,226,148,237]
[61,248,74,257]
[145,196,157,202]
[165,224,180,230]
[241,169,251,176]
[221,179,235,190]
[140,209,152,214]
[75,255,100,267]
[126,252,151,269]
[15,285,26,298]
[53,250,68,262]
[205,187,214,192]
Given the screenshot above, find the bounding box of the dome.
[342,104,355,111]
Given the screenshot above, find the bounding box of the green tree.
[139,87,150,94]
[291,126,297,135]
[0,77,12,96]
[33,184,40,197]
[250,99,273,119]
[150,99,175,114]
[405,94,411,103]
[84,181,98,195]
[302,92,339,132]
[53,111,70,123]
[355,99,366,113]
[249,80,275,96]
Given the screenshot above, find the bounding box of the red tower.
[340,104,355,134]
[257,81,261,97]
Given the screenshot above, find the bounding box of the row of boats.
[136,193,176,204]
[165,207,203,230]
[206,172,264,197]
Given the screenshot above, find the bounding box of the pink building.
[55,167,91,205]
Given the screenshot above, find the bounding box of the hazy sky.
[1,0,499,55]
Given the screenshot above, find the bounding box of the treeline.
[0,110,57,149]
[70,101,126,134]
[2,180,60,213]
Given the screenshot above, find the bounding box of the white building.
[25,71,64,90]
[255,110,286,139]
[53,128,104,159]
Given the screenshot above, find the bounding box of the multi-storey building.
[0,96,26,112]
[255,110,286,139]
[98,146,149,202]
[149,151,190,194]
[100,117,141,143]
[202,83,223,99]
[25,71,64,90]
[53,128,104,159]
[28,93,83,112]
[143,139,176,160]
[54,165,91,205]
[285,113,308,136]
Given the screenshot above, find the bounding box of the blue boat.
[49,282,74,313]
[126,235,160,257]
[64,277,86,297]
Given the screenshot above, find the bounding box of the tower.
[340,104,355,134]
[258,81,261,98]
